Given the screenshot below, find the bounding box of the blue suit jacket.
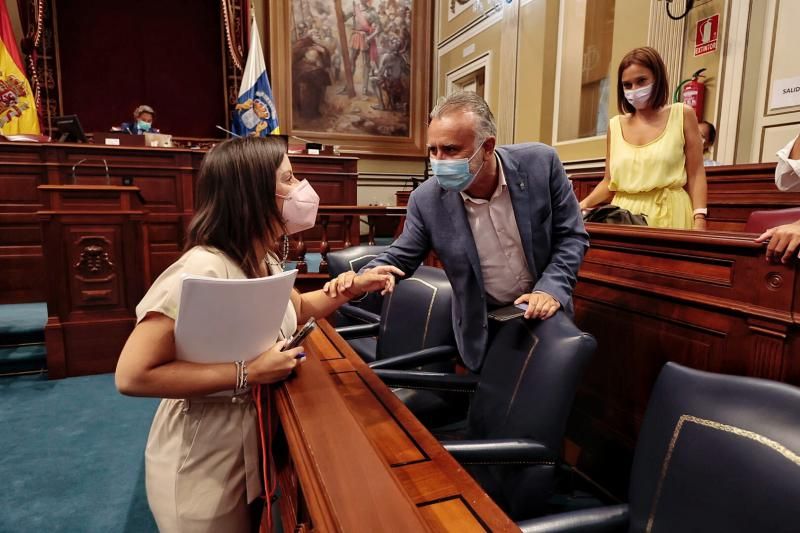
[365,143,589,371]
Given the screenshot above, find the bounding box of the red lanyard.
[253,383,276,532]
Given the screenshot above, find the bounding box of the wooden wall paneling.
[289,154,360,250]
[38,186,147,378]
[0,143,361,303]
[0,150,48,301]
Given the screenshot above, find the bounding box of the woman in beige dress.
[115,136,401,533]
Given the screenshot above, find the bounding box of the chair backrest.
[465,313,596,518]
[468,313,596,449]
[376,266,456,359]
[327,245,389,316]
[628,362,800,533]
[744,207,800,233]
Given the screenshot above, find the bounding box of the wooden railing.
[287,205,407,273]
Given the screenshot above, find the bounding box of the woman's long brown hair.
[185,136,287,278]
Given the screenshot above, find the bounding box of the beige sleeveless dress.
[136,246,296,533]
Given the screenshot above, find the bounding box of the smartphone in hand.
[282,317,317,352]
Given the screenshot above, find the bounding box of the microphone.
[519,181,526,191]
[215,125,242,138]
[72,158,111,185]
[290,134,316,145]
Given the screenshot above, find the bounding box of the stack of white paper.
[175,269,298,365]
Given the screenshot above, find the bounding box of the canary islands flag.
[0,0,40,135]
[233,18,279,136]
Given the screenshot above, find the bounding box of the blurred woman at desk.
[115,136,401,533]
[580,47,708,230]
[116,104,160,134]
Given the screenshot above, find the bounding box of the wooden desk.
[569,223,800,497]
[38,185,146,378]
[570,163,800,231]
[0,142,358,304]
[273,319,518,532]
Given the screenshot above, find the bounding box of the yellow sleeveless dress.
[608,104,693,229]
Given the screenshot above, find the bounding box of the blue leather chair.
[375,313,596,520]
[337,265,457,365]
[518,363,800,532]
[338,265,462,425]
[326,245,388,326]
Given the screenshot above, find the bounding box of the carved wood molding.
[577,270,794,326]
[74,241,115,277]
[747,317,788,380]
[19,0,60,135]
[221,0,248,129]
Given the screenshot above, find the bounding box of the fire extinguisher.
[674,68,706,122]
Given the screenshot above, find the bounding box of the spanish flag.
[0,0,40,135]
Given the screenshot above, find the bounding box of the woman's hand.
[323,265,405,298]
[693,216,707,230]
[247,340,304,384]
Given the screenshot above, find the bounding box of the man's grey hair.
[429,92,497,142]
[134,105,155,118]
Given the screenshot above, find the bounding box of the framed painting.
[267,0,432,157]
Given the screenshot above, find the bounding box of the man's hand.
[514,291,561,320]
[322,265,405,298]
[756,220,800,264]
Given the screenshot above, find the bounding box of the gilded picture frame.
[267,0,431,157]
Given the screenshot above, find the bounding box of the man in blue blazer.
[329,92,588,371]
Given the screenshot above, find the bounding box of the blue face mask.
[137,120,152,132]
[430,143,486,192]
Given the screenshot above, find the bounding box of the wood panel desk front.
[570,223,800,497]
[570,163,800,231]
[273,319,518,532]
[0,141,358,304]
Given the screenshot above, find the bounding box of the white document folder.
[174,269,298,365]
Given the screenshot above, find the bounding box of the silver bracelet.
[241,360,249,391]
[234,360,245,393]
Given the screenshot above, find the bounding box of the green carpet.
[0,373,159,532]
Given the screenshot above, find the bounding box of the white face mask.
[624,83,653,110]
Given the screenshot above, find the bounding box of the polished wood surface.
[569,223,800,497]
[570,163,800,231]
[273,319,518,532]
[0,142,358,304]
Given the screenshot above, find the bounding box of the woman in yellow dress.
[580,47,708,230]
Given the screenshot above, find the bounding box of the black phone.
[487,304,526,322]
[282,317,317,351]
